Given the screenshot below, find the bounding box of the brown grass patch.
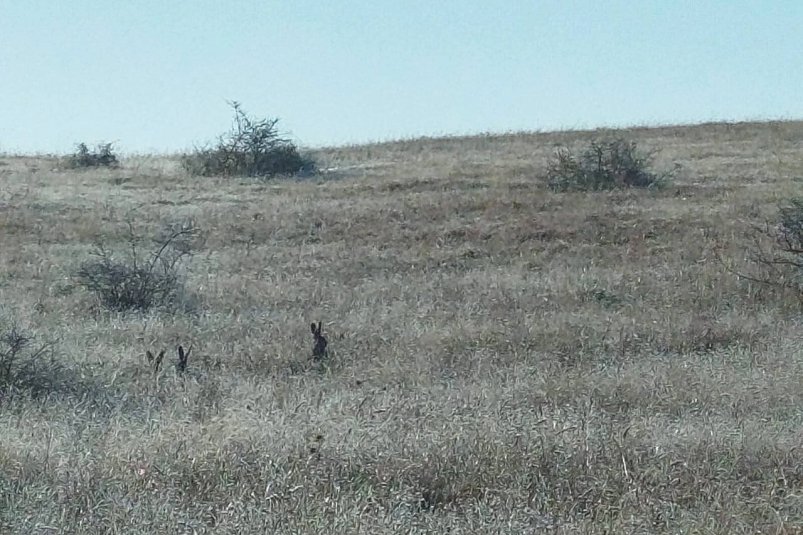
[1,121,803,533]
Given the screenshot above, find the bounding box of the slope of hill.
[1,120,803,533]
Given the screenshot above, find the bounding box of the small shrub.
[777,198,803,252]
[66,142,120,169]
[75,220,202,312]
[0,320,59,395]
[720,197,803,303]
[0,324,34,386]
[546,139,667,192]
[742,197,803,295]
[182,102,315,178]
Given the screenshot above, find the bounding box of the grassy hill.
[1,120,803,533]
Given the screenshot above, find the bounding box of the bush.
[719,197,803,303]
[777,198,803,253]
[75,220,201,312]
[546,139,667,192]
[66,142,120,169]
[182,102,315,178]
[740,197,803,295]
[0,320,59,396]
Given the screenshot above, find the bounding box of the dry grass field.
[1,120,803,533]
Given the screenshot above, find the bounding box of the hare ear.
[318,321,323,334]
[311,323,317,335]
[178,345,185,359]
[155,350,165,371]
[146,350,154,363]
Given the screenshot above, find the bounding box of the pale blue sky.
[1,1,801,153]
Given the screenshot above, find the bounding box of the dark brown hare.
[311,321,328,360]
[177,345,191,373]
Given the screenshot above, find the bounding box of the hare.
[177,345,191,373]
[145,349,165,372]
[311,321,328,360]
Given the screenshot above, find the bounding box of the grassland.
[1,120,803,533]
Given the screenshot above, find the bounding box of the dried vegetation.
[1,121,803,533]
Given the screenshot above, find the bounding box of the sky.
[1,1,802,153]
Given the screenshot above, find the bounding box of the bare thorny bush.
[753,198,803,293]
[75,219,203,312]
[720,197,803,301]
[0,320,59,396]
[182,101,314,178]
[546,138,670,191]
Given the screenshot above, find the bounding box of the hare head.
[311,321,328,360]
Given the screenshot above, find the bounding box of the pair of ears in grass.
[145,345,190,373]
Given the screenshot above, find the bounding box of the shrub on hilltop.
[65,142,120,169]
[546,138,668,192]
[182,101,315,178]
